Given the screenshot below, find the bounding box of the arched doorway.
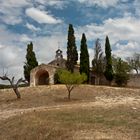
[35,69,49,85]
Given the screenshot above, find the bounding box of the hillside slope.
[0,85,140,140]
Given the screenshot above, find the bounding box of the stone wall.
[90,74,140,88]
[30,64,57,87]
[30,62,140,88]
[127,74,140,88]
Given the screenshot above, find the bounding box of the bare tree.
[92,39,105,85]
[0,74,27,99]
[127,53,140,74]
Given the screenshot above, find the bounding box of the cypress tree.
[80,33,90,82]
[24,42,38,82]
[104,36,114,84]
[66,24,78,73]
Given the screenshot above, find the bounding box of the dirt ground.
[0,85,140,140]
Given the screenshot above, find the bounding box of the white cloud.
[26,23,41,31]
[88,48,94,66]
[0,26,32,45]
[0,0,30,8]
[0,27,32,83]
[0,44,4,49]
[78,0,119,8]
[134,0,140,17]
[0,45,20,67]
[113,41,139,59]
[20,34,32,43]
[35,0,68,9]
[76,15,140,59]
[0,26,19,43]
[25,7,62,24]
[0,7,23,25]
[0,44,25,83]
[1,15,22,25]
[34,34,67,64]
[0,0,31,25]
[76,16,140,43]
[0,0,65,25]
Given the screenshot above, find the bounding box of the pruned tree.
[126,53,140,74]
[80,33,90,82]
[66,24,78,73]
[24,42,38,83]
[92,39,105,85]
[0,74,27,99]
[104,36,114,84]
[57,69,87,100]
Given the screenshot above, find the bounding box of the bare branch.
[0,74,11,83]
[16,78,27,87]
[0,73,27,99]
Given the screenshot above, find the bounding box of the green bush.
[114,58,129,87]
[115,73,129,86]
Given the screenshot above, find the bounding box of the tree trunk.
[68,91,71,100]
[97,77,100,85]
[13,87,21,99]
[66,85,73,100]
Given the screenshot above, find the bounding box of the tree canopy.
[114,58,130,86]
[66,24,78,73]
[80,33,90,82]
[104,36,114,83]
[57,69,87,100]
[24,42,38,82]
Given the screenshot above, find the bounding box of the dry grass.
[0,85,140,140]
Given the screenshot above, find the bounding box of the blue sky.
[0,0,140,81]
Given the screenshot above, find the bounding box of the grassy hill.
[0,85,139,140]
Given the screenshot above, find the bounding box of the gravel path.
[0,96,139,121]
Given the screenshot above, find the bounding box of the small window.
[57,63,59,66]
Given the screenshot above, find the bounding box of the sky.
[0,0,140,82]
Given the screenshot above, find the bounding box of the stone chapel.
[30,48,67,87]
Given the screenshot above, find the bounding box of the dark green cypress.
[24,42,38,82]
[104,36,114,83]
[80,33,90,82]
[66,24,78,73]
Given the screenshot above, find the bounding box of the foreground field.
[0,85,140,140]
